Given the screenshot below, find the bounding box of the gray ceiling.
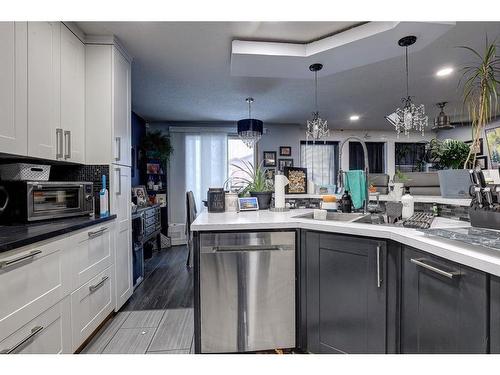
[77,21,500,130]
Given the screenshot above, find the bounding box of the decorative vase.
[250,191,273,210]
[438,169,471,198]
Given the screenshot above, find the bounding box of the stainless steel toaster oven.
[0,181,94,223]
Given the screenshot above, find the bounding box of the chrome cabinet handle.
[89,276,109,293]
[410,258,461,279]
[115,137,121,161]
[64,130,71,159]
[0,326,44,354]
[88,227,108,238]
[376,245,382,288]
[116,168,122,195]
[0,250,42,270]
[56,128,63,159]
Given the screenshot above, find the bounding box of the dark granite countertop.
[0,214,117,253]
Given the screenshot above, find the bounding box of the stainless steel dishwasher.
[200,231,296,353]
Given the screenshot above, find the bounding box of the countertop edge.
[191,212,500,277]
[0,214,117,253]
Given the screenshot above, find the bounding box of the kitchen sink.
[293,212,369,222]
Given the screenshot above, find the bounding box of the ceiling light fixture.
[432,101,455,130]
[306,63,329,140]
[350,115,360,121]
[436,67,453,77]
[385,35,428,137]
[237,97,263,148]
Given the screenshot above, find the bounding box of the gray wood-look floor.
[81,246,195,354]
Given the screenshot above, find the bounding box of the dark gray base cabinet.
[490,276,500,353]
[304,231,387,353]
[401,246,489,353]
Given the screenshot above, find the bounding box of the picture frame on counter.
[485,126,500,168]
[263,151,277,167]
[238,197,259,211]
[284,166,307,194]
[476,155,488,170]
[278,158,293,171]
[279,146,292,156]
[156,193,167,207]
[132,185,148,207]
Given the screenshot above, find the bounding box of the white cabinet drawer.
[71,266,114,350]
[0,297,71,354]
[70,223,113,290]
[0,238,70,341]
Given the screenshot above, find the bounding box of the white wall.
[258,123,436,179]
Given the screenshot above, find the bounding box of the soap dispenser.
[401,186,414,219]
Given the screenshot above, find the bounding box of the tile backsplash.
[50,164,110,197]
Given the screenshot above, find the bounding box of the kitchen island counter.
[191,209,500,277]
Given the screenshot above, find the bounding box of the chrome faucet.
[337,136,370,214]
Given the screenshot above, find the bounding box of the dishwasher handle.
[207,244,291,253]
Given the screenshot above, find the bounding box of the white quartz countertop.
[191,209,500,277]
[284,193,471,206]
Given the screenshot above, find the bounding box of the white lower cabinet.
[0,297,71,354]
[0,237,70,342]
[70,223,113,291]
[70,266,115,351]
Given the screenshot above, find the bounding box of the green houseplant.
[231,160,273,209]
[459,38,499,168]
[139,130,173,167]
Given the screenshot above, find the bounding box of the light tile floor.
[81,308,194,354]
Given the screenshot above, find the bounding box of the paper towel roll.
[274,175,289,208]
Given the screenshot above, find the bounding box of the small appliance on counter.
[0,181,94,223]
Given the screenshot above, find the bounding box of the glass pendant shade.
[237,97,263,148]
[306,63,329,140]
[237,118,263,148]
[386,36,428,137]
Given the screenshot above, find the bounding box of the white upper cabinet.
[112,47,131,167]
[85,44,131,166]
[27,22,61,161]
[60,24,85,163]
[0,22,27,156]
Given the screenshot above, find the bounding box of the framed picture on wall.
[278,158,293,172]
[284,167,307,194]
[465,138,484,155]
[486,126,500,168]
[279,146,292,156]
[263,151,277,167]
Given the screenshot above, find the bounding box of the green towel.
[344,170,367,209]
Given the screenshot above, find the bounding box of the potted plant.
[390,170,409,200]
[459,39,499,169]
[139,130,173,167]
[231,160,273,209]
[427,138,472,198]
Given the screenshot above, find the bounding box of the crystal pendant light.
[385,36,428,137]
[237,97,263,148]
[306,63,329,140]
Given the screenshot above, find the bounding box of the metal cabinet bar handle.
[115,137,121,161]
[115,168,122,195]
[376,245,382,288]
[89,276,109,292]
[56,128,63,159]
[410,258,460,279]
[0,326,44,354]
[64,130,71,159]
[88,227,108,238]
[0,250,42,269]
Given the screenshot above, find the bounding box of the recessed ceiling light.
[436,67,453,77]
[349,115,360,121]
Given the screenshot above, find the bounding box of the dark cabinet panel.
[401,246,488,353]
[305,231,387,353]
[491,276,500,354]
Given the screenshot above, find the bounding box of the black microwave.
[0,181,94,223]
